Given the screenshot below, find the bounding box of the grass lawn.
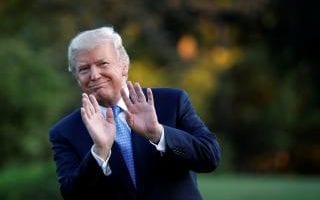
[198,174,320,200]
[1,163,320,200]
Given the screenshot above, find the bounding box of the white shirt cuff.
[91,145,112,176]
[149,125,166,152]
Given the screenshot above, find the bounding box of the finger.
[106,107,114,123]
[134,82,146,103]
[80,107,89,124]
[83,93,95,115]
[89,94,100,113]
[127,81,138,104]
[82,94,93,117]
[121,88,134,110]
[147,88,154,106]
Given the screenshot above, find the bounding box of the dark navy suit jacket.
[49,88,221,200]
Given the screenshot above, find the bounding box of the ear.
[73,73,81,86]
[77,78,81,86]
[122,64,129,77]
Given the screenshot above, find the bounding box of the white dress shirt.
[90,89,166,175]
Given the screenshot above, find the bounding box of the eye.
[78,66,89,74]
[99,61,109,67]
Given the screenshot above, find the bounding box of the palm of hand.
[121,82,162,142]
[81,94,115,149]
[127,102,159,135]
[84,111,115,147]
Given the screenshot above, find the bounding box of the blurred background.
[0,0,320,199]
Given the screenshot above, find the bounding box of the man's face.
[74,41,128,106]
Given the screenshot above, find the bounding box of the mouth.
[90,84,104,89]
[89,81,109,90]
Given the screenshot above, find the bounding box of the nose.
[90,65,101,80]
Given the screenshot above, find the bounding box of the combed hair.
[67,26,130,73]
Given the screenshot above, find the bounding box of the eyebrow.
[77,64,90,69]
[77,59,110,68]
[95,59,110,65]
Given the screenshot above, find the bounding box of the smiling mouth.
[89,82,108,90]
[90,85,104,90]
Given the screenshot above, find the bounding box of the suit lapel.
[131,130,160,191]
[66,111,93,157]
[109,140,136,193]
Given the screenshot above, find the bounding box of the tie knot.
[112,106,121,116]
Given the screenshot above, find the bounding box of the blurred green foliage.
[0,37,76,166]
[0,162,61,200]
[0,1,320,198]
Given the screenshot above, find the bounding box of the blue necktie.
[112,106,136,187]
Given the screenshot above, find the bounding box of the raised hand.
[81,93,115,160]
[121,81,162,143]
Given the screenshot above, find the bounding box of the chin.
[95,90,119,107]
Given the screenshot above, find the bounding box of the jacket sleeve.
[49,128,109,199]
[162,90,221,172]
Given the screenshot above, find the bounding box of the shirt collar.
[99,85,129,118]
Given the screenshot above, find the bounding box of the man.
[49,26,221,200]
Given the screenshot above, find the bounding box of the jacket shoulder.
[49,108,82,134]
[150,87,188,98]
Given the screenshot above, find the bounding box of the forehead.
[75,41,118,65]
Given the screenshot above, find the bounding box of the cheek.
[114,75,125,88]
[108,70,124,84]
[77,77,89,89]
